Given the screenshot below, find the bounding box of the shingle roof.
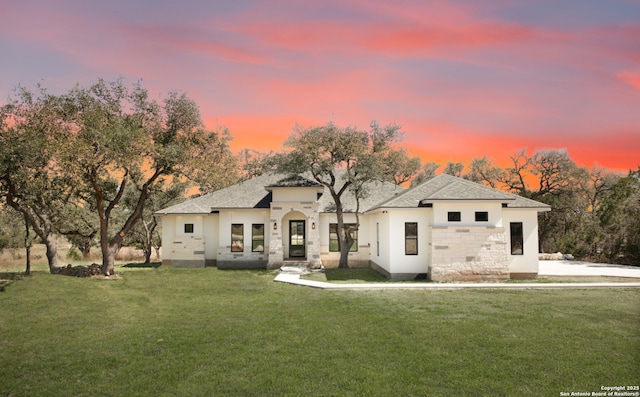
[156,173,549,215]
[373,174,550,210]
[265,175,324,189]
[156,172,404,214]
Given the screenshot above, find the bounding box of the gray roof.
[156,172,404,214]
[374,174,550,210]
[156,172,550,215]
[266,175,324,189]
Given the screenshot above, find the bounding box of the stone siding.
[430,226,509,282]
[267,201,322,269]
[170,235,205,268]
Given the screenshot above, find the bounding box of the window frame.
[510,222,524,255]
[251,224,265,252]
[447,211,461,222]
[475,211,489,222]
[405,222,418,255]
[329,223,358,252]
[184,223,194,234]
[231,224,244,252]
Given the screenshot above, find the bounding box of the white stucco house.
[155,173,550,281]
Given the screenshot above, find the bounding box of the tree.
[240,149,276,180]
[597,168,640,264]
[273,121,406,268]
[379,148,421,186]
[442,161,464,177]
[122,180,186,264]
[0,206,25,251]
[410,162,440,187]
[60,79,235,275]
[0,85,74,273]
[466,156,504,188]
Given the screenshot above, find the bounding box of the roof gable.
[374,174,549,210]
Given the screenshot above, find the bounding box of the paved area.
[274,260,640,290]
[539,260,640,278]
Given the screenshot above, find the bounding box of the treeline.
[1,79,639,275]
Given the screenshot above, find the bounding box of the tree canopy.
[273,121,419,268]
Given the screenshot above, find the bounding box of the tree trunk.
[24,213,31,276]
[100,240,118,276]
[144,248,152,265]
[334,200,350,269]
[43,232,60,273]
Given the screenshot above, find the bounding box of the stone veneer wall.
[267,201,322,269]
[430,226,509,282]
[169,235,205,268]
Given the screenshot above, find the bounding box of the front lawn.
[1,266,638,396]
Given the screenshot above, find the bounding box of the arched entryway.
[282,211,307,260]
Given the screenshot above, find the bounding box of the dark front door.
[289,220,306,258]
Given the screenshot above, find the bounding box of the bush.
[66,247,82,262]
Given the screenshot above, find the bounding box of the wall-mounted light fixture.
[312,222,316,230]
[382,210,388,214]
[273,222,277,230]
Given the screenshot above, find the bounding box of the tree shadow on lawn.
[0,272,26,291]
[323,268,388,282]
[121,262,162,269]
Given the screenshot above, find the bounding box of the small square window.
[447,212,461,222]
[475,212,489,222]
[184,223,194,233]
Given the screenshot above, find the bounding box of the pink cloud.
[617,70,640,91]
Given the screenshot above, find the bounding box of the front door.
[289,220,306,258]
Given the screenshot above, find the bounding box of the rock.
[563,253,575,261]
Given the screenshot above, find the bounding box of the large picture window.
[329,224,358,252]
[405,222,418,255]
[252,224,264,252]
[231,224,244,252]
[510,222,523,255]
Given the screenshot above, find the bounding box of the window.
[329,223,358,252]
[475,211,489,222]
[231,224,244,252]
[405,222,418,255]
[184,223,194,233]
[252,224,264,252]
[448,212,461,222]
[510,222,523,255]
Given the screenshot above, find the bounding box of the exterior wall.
[430,226,509,282]
[369,211,391,275]
[203,215,218,267]
[160,215,175,267]
[161,215,207,268]
[217,209,270,269]
[433,202,503,227]
[271,187,318,203]
[319,213,370,268]
[385,209,432,280]
[503,209,540,278]
[268,202,321,268]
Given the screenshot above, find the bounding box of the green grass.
[1,266,639,396]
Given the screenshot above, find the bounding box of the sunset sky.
[1,0,639,171]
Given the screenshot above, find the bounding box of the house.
[155,173,550,282]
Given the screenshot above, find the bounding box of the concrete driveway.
[539,260,640,278]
